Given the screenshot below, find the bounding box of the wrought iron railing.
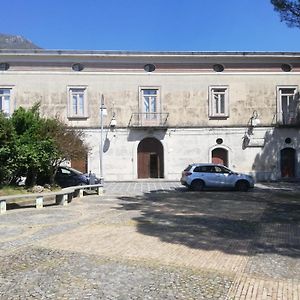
[273,112,300,126]
[128,113,169,127]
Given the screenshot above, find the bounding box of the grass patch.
[0,186,31,196]
[0,185,61,197]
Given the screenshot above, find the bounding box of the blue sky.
[1,0,300,51]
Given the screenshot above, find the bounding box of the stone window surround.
[208,85,229,118]
[67,85,89,119]
[139,86,161,114]
[0,86,14,117]
[276,85,298,124]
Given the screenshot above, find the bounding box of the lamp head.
[110,117,117,127]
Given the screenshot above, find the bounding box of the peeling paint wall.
[2,72,300,128]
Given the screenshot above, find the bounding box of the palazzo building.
[0,50,299,181]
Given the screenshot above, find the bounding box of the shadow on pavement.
[117,188,300,257]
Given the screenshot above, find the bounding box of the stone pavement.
[0,181,299,299]
[104,180,183,195]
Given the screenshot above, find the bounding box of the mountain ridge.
[0,33,41,49]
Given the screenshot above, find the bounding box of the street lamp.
[250,110,261,127]
[100,94,107,182]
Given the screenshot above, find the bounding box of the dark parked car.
[55,166,100,188]
[180,163,255,192]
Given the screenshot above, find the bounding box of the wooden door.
[281,148,295,177]
[150,153,159,178]
[138,152,150,178]
[137,138,164,179]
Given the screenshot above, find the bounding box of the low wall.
[0,184,104,214]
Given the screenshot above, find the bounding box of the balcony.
[128,113,169,128]
[274,112,300,127]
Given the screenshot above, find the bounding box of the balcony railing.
[128,113,169,128]
[274,112,300,126]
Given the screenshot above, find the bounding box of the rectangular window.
[142,88,158,113]
[140,87,160,121]
[0,89,11,116]
[209,86,229,118]
[277,86,297,125]
[68,87,87,118]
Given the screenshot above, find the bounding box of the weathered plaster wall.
[1,71,300,128]
[81,127,300,181]
[1,61,299,181]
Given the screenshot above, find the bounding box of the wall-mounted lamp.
[250,110,261,127]
[110,112,117,128]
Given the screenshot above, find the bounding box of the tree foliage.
[0,104,88,186]
[271,0,300,28]
[0,112,16,183]
[41,117,89,184]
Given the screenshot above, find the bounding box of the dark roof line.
[0,49,300,56]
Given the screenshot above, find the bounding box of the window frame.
[67,86,88,119]
[276,85,298,124]
[208,86,229,118]
[139,86,161,115]
[0,86,13,117]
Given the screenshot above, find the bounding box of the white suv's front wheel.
[235,180,249,192]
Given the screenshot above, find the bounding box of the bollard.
[61,194,68,206]
[79,189,84,198]
[0,200,6,214]
[35,196,43,209]
[96,186,104,195]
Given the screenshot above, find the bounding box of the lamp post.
[100,95,107,182]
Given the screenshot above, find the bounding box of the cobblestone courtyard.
[0,182,299,299]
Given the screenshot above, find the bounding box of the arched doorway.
[212,148,228,167]
[280,148,295,178]
[137,138,164,178]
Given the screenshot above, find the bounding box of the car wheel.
[236,181,249,192]
[191,180,204,191]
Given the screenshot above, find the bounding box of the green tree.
[0,104,89,187]
[0,112,16,184]
[41,117,89,184]
[10,104,59,186]
[271,0,300,28]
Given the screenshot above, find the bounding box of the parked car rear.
[180,163,254,191]
[55,166,100,188]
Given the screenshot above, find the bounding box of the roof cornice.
[1,49,300,58]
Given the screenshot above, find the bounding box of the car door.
[213,166,232,187]
[195,165,218,187]
[55,167,75,187]
[208,166,226,187]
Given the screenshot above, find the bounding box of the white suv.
[180,163,254,192]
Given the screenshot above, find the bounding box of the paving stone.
[0,181,300,299]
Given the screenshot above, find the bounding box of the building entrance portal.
[280,147,295,178]
[212,148,228,167]
[137,138,164,179]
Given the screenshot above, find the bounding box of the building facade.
[0,50,299,181]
